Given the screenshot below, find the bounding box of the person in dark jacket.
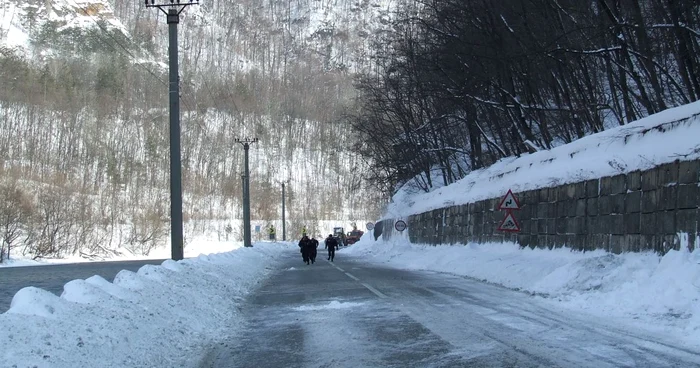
[299,236,311,264]
[324,234,338,262]
[309,237,319,264]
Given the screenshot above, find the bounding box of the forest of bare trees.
[0,0,387,261]
[349,0,700,193]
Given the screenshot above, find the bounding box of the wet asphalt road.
[0,259,165,312]
[198,250,700,368]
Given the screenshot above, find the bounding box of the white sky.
[1,90,700,367]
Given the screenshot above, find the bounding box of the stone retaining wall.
[397,159,700,253]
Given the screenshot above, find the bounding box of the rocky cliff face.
[1,0,135,59]
[2,0,397,74]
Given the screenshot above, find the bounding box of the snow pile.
[0,243,289,368]
[345,233,700,341]
[388,100,700,218]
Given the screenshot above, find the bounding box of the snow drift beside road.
[0,243,289,368]
[345,232,700,347]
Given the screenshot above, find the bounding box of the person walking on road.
[325,234,338,262]
[309,237,319,264]
[299,235,312,264]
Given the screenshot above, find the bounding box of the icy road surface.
[199,251,700,368]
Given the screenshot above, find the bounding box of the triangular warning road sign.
[498,189,521,210]
[498,212,521,232]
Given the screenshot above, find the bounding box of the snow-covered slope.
[1,0,132,57]
[387,100,700,218]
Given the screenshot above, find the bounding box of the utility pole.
[236,138,258,247]
[144,0,198,261]
[282,182,286,241]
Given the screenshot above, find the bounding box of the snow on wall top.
[386,101,700,219]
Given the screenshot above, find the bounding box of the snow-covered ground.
[2,235,699,367]
[0,235,244,268]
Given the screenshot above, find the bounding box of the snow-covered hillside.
[1,0,130,57]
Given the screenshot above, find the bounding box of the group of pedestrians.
[298,234,339,264]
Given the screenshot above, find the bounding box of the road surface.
[198,250,700,368]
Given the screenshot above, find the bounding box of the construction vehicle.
[346,229,364,245]
[333,227,346,246]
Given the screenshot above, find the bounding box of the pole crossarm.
[145,0,198,16]
[235,138,260,146]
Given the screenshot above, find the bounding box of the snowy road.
[199,250,700,368]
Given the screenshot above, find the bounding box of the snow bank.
[0,243,289,368]
[345,234,700,345]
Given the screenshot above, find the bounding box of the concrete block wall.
[403,159,700,253]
